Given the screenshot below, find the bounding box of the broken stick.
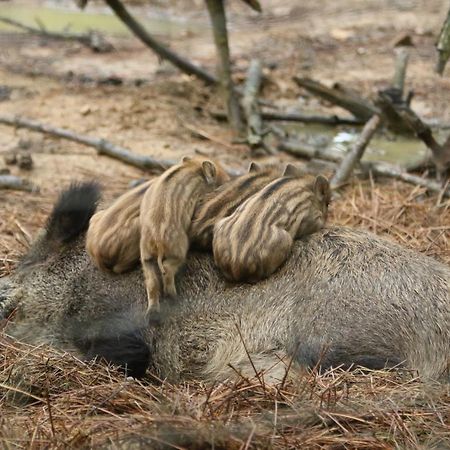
[0,175,38,192]
[0,114,243,177]
[241,59,274,153]
[331,115,382,189]
[103,0,217,85]
[0,115,173,172]
[436,7,450,75]
[293,76,379,120]
[379,94,450,178]
[211,110,364,126]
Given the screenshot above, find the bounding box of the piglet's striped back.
[213,170,330,282]
[190,163,281,249]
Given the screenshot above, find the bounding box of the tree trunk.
[205,0,243,133]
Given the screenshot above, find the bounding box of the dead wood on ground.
[436,7,450,75]
[103,0,217,85]
[379,91,450,179]
[280,140,450,198]
[0,115,243,177]
[241,59,274,153]
[331,115,382,189]
[0,114,173,172]
[0,175,38,192]
[293,76,379,121]
[210,110,364,126]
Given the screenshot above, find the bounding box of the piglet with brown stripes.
[86,180,153,274]
[213,164,331,282]
[190,162,282,250]
[140,156,230,314]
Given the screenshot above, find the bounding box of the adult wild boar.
[0,183,449,381]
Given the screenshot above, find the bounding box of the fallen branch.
[240,0,262,12]
[379,93,450,178]
[361,161,449,198]
[279,141,342,162]
[392,47,410,93]
[0,115,173,172]
[211,110,364,126]
[279,140,450,198]
[374,47,413,135]
[103,0,217,85]
[0,175,38,192]
[205,0,243,131]
[436,7,450,75]
[0,114,244,177]
[0,16,113,53]
[242,59,263,147]
[331,115,382,189]
[241,59,274,153]
[293,77,379,120]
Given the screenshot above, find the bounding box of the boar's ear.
[314,175,331,204]
[248,161,262,173]
[182,155,192,163]
[282,163,300,177]
[46,182,101,243]
[201,160,217,185]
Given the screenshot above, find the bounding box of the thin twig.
[0,175,38,192]
[331,115,382,189]
[211,110,365,125]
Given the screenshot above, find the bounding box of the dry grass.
[0,177,449,449]
[0,337,449,450]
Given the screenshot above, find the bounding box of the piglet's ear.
[248,161,262,173]
[201,160,217,185]
[282,163,300,177]
[314,175,331,204]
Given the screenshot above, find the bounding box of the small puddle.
[0,2,199,36]
[283,122,443,167]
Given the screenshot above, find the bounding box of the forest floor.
[0,0,449,448]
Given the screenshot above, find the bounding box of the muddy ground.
[0,0,449,448]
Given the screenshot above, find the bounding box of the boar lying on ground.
[213,167,330,282]
[0,183,449,381]
[140,157,229,313]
